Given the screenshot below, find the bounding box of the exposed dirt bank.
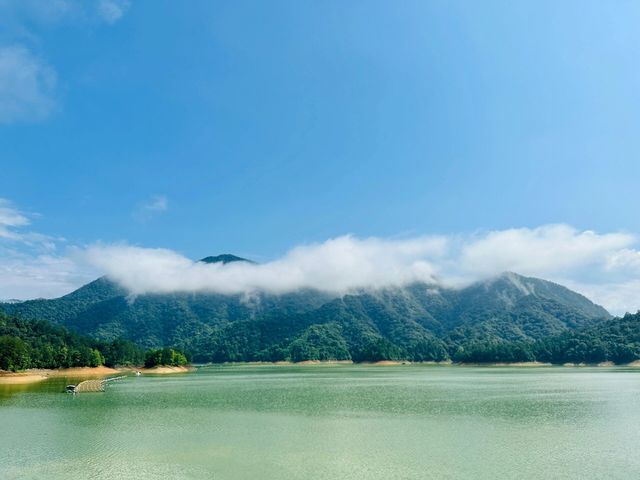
[0,366,119,384]
[0,373,48,384]
[459,362,552,367]
[138,365,195,374]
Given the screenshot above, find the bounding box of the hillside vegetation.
[2,264,623,364]
[0,312,170,371]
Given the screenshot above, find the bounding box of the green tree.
[0,335,31,371]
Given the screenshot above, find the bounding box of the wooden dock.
[70,376,127,393]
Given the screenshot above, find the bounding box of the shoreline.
[458,361,552,367]
[136,365,195,374]
[0,373,49,385]
[0,365,196,385]
[0,366,120,385]
[197,360,640,368]
[3,359,640,384]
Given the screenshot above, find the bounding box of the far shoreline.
[195,360,640,368]
[3,359,640,384]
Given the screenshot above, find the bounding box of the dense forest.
[2,310,640,369]
[1,312,157,372]
[144,348,189,368]
[2,264,640,368]
[190,313,640,365]
[449,312,640,364]
[1,271,614,364]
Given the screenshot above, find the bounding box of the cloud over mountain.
[1,196,639,314]
[73,225,640,315]
[80,235,447,296]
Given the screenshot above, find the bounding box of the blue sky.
[1,1,640,312]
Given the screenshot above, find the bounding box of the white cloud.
[145,195,168,212]
[0,198,92,300]
[0,0,131,125]
[97,0,131,24]
[72,225,640,315]
[79,235,447,296]
[0,45,56,123]
[0,0,131,26]
[0,198,61,249]
[2,205,640,316]
[0,252,91,300]
[0,198,30,239]
[132,195,168,221]
[457,225,635,280]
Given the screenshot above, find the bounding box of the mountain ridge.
[0,259,611,362]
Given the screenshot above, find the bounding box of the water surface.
[1,365,639,479]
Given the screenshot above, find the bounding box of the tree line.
[189,313,640,364]
[3,311,640,369]
[452,312,640,364]
[0,313,188,372]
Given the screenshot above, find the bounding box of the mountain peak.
[199,254,254,265]
[474,271,611,319]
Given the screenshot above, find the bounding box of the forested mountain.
[535,311,640,364]
[453,311,640,364]
[0,312,145,371]
[0,257,614,363]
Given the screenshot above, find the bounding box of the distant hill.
[534,311,640,364]
[0,256,612,362]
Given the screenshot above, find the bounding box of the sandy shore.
[0,366,120,385]
[369,360,410,366]
[138,365,194,374]
[0,373,49,385]
[460,361,552,367]
[46,366,120,377]
[563,361,640,367]
[5,360,639,384]
[205,360,354,366]
[294,360,354,366]
[0,365,198,384]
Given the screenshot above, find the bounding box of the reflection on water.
[1,365,640,479]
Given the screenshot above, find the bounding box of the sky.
[1,0,640,314]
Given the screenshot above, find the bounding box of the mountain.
[453,311,640,364]
[199,254,254,264]
[0,258,612,362]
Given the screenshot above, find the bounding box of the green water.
[1,365,640,479]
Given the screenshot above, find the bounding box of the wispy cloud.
[0,0,131,26]
[132,195,168,221]
[0,0,131,125]
[0,252,90,300]
[0,198,63,250]
[456,225,635,281]
[97,0,131,24]
[0,45,56,123]
[0,198,92,299]
[0,198,30,239]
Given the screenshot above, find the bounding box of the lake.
[1,365,639,479]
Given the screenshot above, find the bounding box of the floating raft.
[68,376,126,393]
